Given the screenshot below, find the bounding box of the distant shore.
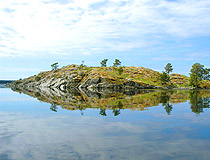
[0,80,13,84]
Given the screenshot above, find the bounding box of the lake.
[0,88,210,160]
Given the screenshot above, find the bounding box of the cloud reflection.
[0,108,210,160]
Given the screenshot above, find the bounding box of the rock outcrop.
[8,64,209,91]
[7,65,162,91]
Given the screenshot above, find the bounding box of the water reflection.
[0,84,6,88]
[189,90,210,114]
[159,91,173,115]
[1,88,210,160]
[10,86,210,116]
[50,104,58,112]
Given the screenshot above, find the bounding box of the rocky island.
[7,64,195,91]
[6,64,210,114]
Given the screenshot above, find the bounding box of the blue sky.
[0,0,210,80]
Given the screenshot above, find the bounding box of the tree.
[189,63,204,89]
[160,71,170,86]
[203,68,210,80]
[113,59,121,67]
[118,66,123,75]
[51,62,59,70]
[100,59,108,67]
[80,61,85,69]
[165,63,173,74]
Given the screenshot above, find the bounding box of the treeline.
[0,80,13,84]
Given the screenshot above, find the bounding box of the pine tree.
[100,59,108,67]
[113,59,121,67]
[51,62,59,70]
[189,63,204,89]
[165,63,173,74]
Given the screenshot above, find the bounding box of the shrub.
[35,76,41,81]
[118,66,123,75]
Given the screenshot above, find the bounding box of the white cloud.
[0,0,210,57]
[82,52,92,55]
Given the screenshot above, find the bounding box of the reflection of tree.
[203,97,210,108]
[164,103,173,115]
[112,101,123,116]
[100,109,107,116]
[113,109,120,116]
[50,104,58,112]
[78,105,84,116]
[160,91,170,105]
[189,90,210,114]
[13,83,210,116]
[160,91,173,115]
[117,101,123,109]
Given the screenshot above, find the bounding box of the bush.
[35,76,41,81]
[160,71,170,86]
[118,66,123,75]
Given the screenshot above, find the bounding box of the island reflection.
[10,86,210,116]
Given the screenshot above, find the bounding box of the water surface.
[0,88,210,160]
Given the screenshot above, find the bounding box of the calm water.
[0,88,210,160]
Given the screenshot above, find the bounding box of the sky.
[0,0,210,80]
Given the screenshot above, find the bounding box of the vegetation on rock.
[100,59,108,67]
[160,71,170,86]
[113,59,121,67]
[7,62,210,90]
[189,63,210,89]
[160,63,173,87]
[51,62,59,70]
[165,63,173,74]
[118,66,123,75]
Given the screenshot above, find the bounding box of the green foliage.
[159,63,173,86]
[165,63,173,74]
[35,76,41,81]
[164,103,173,115]
[100,109,107,116]
[50,104,58,112]
[113,109,120,116]
[189,63,204,88]
[113,59,121,67]
[189,90,210,114]
[160,71,170,86]
[100,59,108,67]
[203,68,210,80]
[118,66,123,75]
[51,62,59,70]
[80,61,85,69]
